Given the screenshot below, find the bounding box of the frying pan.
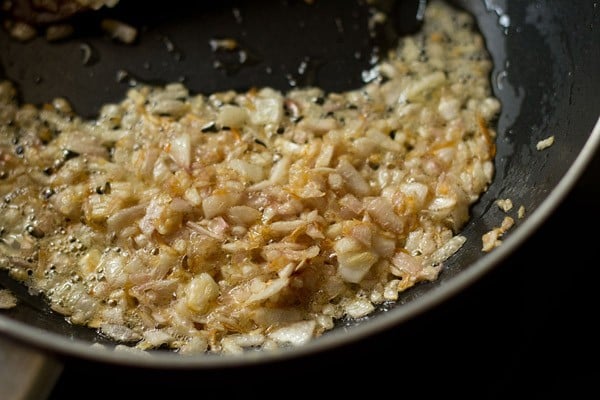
[0,0,599,397]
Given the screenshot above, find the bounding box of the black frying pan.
[0,0,599,397]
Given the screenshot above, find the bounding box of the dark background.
[47,145,600,399]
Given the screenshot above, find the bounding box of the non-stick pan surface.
[0,0,599,375]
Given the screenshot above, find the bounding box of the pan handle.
[0,335,63,400]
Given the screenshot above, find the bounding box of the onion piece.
[0,289,17,309]
[268,321,316,346]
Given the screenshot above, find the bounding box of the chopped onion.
[268,321,316,346]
